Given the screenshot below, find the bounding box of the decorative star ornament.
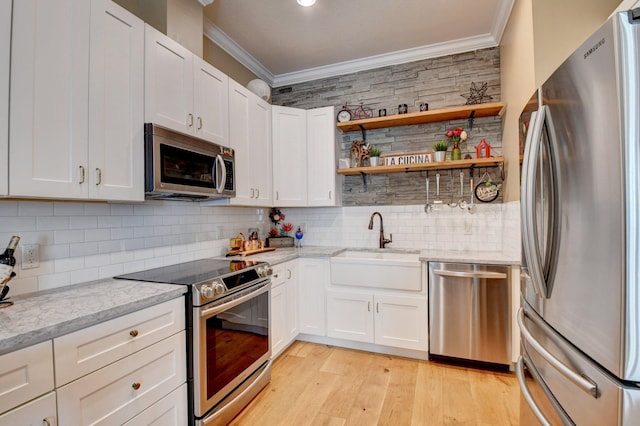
[461,82,493,105]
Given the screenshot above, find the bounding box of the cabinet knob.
[132,382,141,390]
[129,329,139,337]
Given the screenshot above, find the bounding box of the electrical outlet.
[22,244,40,270]
[464,220,472,235]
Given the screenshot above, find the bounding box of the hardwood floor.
[230,341,520,425]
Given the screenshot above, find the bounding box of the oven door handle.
[199,281,270,320]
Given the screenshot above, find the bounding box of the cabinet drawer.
[57,330,186,426]
[0,391,57,425]
[123,383,187,425]
[54,297,185,386]
[0,340,54,414]
[271,263,287,288]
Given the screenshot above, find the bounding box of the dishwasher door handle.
[432,269,507,280]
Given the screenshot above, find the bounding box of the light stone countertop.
[0,278,186,355]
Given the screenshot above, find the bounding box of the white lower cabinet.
[0,340,55,418]
[56,330,186,425]
[326,290,428,351]
[271,260,298,358]
[0,392,57,425]
[297,258,328,336]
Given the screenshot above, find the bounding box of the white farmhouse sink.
[330,250,422,291]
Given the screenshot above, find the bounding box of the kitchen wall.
[272,47,503,207]
[1,198,519,297]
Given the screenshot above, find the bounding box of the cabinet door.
[271,283,286,358]
[88,0,144,201]
[284,260,299,344]
[0,340,54,415]
[9,0,90,199]
[298,258,327,336]
[326,289,374,343]
[307,106,339,206]
[374,294,428,351]
[272,105,307,206]
[144,24,194,135]
[0,392,57,426]
[57,331,186,426]
[0,0,10,196]
[250,95,273,205]
[228,80,253,205]
[194,57,229,145]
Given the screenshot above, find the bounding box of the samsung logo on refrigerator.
[584,38,605,60]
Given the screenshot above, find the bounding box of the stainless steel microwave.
[144,124,235,201]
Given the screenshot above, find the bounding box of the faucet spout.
[368,212,392,248]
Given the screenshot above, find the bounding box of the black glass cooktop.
[115,258,262,285]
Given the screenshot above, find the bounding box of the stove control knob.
[201,284,215,300]
[213,281,226,295]
[257,266,273,277]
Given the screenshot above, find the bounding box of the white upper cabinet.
[0,0,11,196]
[272,105,307,206]
[9,0,144,201]
[228,79,272,206]
[88,0,144,201]
[307,106,339,206]
[145,25,229,145]
[9,0,91,199]
[272,105,340,207]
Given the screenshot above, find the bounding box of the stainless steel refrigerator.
[518,9,640,425]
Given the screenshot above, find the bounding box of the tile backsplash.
[0,199,520,296]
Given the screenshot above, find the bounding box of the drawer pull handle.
[132,382,141,390]
[129,330,139,337]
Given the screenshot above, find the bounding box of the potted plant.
[433,141,448,162]
[368,146,383,166]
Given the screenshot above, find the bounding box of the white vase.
[434,151,446,162]
[370,157,382,166]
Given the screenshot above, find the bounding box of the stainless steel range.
[116,258,273,425]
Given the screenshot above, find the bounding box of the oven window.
[206,291,269,399]
[160,144,215,188]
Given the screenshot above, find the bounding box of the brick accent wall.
[272,48,503,206]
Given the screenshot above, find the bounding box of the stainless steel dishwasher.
[428,262,511,367]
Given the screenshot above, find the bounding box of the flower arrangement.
[445,127,468,147]
[445,127,468,160]
[269,208,293,237]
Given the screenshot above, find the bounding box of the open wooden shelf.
[336,102,505,132]
[337,157,504,176]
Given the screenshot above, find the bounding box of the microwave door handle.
[521,108,548,298]
[215,154,226,193]
[517,308,598,398]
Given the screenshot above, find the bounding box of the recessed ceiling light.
[297,0,316,6]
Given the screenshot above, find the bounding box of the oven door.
[193,280,271,419]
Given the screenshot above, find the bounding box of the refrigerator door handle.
[518,308,598,398]
[521,107,550,298]
[516,356,553,426]
[432,269,507,279]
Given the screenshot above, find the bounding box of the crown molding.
[203,18,275,84]
[204,12,507,88]
[272,34,498,87]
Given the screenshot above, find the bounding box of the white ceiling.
[203,0,514,87]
